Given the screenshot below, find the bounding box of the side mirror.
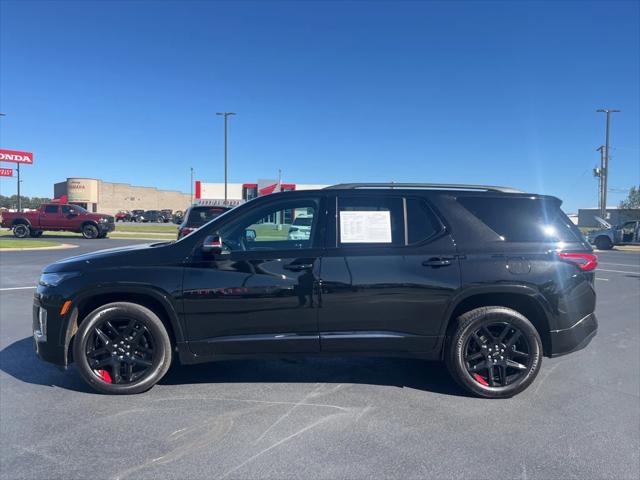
[202,235,224,255]
[245,229,257,242]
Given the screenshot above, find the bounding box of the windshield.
[293,216,313,227]
[71,205,88,213]
[186,207,229,226]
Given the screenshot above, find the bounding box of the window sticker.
[340,210,392,243]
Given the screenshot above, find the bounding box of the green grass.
[0,239,63,249]
[250,223,291,240]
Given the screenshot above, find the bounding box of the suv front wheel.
[446,306,542,398]
[73,302,172,394]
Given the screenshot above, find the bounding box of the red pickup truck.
[1,203,115,239]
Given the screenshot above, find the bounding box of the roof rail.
[323,183,523,193]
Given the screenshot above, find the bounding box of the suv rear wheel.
[446,306,542,398]
[73,302,172,394]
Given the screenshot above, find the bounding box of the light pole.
[190,167,194,205]
[216,112,236,201]
[596,108,620,218]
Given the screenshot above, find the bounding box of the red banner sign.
[0,149,34,164]
[0,167,13,177]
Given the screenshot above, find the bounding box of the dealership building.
[53,177,328,215]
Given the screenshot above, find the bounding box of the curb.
[0,243,79,252]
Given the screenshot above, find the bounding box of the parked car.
[34,183,597,397]
[115,210,132,222]
[1,203,114,239]
[136,210,166,223]
[177,205,231,239]
[287,213,313,241]
[587,217,640,250]
[131,210,145,222]
[172,210,184,225]
[160,209,173,223]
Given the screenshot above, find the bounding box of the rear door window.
[406,198,441,244]
[44,205,59,214]
[338,196,404,247]
[458,196,582,242]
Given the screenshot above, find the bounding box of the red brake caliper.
[473,373,489,386]
[97,369,113,383]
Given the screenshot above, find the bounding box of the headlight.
[39,272,80,287]
[99,217,108,222]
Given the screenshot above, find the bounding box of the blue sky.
[0,0,638,212]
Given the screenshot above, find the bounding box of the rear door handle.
[422,257,454,268]
[284,263,314,271]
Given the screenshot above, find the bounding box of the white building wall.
[200,183,243,200]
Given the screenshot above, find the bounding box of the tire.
[594,236,613,250]
[82,223,99,239]
[73,302,172,395]
[156,217,164,223]
[29,229,43,238]
[13,224,30,238]
[97,232,108,239]
[446,306,542,399]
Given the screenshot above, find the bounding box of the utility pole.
[190,167,194,205]
[215,112,236,202]
[595,146,605,215]
[596,108,620,218]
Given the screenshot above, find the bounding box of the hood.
[594,216,612,229]
[43,242,171,273]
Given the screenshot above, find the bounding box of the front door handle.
[284,263,314,271]
[422,257,453,268]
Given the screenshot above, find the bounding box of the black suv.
[34,184,597,397]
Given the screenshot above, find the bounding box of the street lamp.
[190,167,194,205]
[596,109,621,217]
[216,112,236,201]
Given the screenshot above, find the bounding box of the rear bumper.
[549,312,598,357]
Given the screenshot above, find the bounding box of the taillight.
[557,252,598,271]
[179,227,195,239]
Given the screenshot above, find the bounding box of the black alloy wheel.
[13,224,30,238]
[73,302,172,394]
[82,224,99,239]
[86,317,155,385]
[463,322,532,387]
[446,306,542,398]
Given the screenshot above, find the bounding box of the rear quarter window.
[458,196,582,243]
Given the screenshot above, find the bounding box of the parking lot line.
[0,286,36,291]
[597,268,640,274]
[599,262,640,268]
[595,278,610,281]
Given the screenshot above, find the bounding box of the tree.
[0,194,52,209]
[619,186,640,209]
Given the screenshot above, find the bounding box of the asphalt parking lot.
[1,238,639,480]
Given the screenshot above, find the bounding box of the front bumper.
[549,312,598,357]
[99,221,115,233]
[33,292,70,367]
